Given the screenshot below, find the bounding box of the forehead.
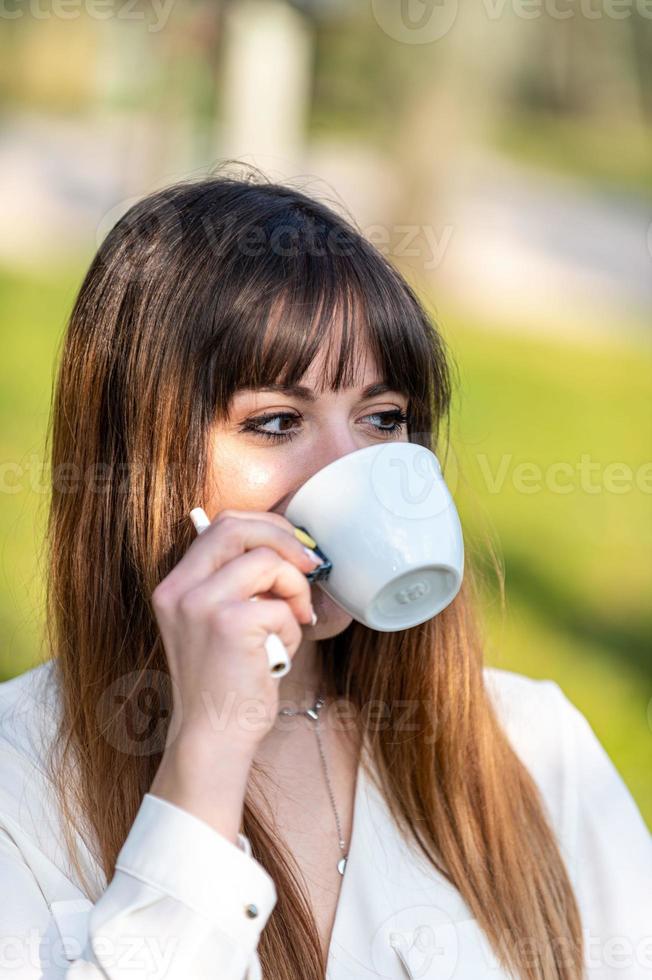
[234,299,386,400]
[297,338,380,392]
[231,355,385,405]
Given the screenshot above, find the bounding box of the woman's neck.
[276,636,323,708]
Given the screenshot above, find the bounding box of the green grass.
[1,262,650,828]
[433,302,652,828]
[484,599,652,827]
[0,263,82,680]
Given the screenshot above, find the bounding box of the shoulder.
[482,663,562,724]
[0,659,61,769]
[0,661,107,892]
[482,664,572,766]
[481,666,652,888]
[482,664,575,758]
[0,660,63,835]
[482,666,574,833]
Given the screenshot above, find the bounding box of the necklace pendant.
[337,855,347,875]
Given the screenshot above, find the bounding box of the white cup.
[284,442,464,631]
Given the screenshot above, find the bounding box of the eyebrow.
[238,382,404,402]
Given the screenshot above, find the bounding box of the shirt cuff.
[114,792,277,943]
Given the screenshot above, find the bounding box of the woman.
[0,169,650,980]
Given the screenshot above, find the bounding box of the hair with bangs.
[43,165,584,980]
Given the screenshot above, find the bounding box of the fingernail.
[293,526,318,549]
[310,609,318,626]
[303,547,323,565]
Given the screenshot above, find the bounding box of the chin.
[308,584,354,638]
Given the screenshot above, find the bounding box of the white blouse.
[0,659,650,979]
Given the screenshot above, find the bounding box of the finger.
[213,509,323,557]
[181,548,314,625]
[210,508,321,552]
[169,513,322,596]
[250,587,318,625]
[231,597,303,665]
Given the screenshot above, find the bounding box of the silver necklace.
[277,690,348,875]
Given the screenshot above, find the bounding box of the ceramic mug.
[285,442,464,631]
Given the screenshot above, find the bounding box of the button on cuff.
[115,793,277,945]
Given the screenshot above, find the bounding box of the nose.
[274,426,363,516]
[309,422,362,475]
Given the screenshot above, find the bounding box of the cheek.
[311,583,353,625]
[209,470,281,512]
[206,450,292,514]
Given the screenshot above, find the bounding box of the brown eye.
[239,412,301,443]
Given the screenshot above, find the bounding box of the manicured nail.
[303,547,322,565]
[293,526,318,549]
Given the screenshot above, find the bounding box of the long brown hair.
[43,165,584,979]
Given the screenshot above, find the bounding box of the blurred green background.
[0,0,650,826]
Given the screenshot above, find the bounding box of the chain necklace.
[277,690,348,875]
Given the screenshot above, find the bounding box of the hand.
[151,508,323,756]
